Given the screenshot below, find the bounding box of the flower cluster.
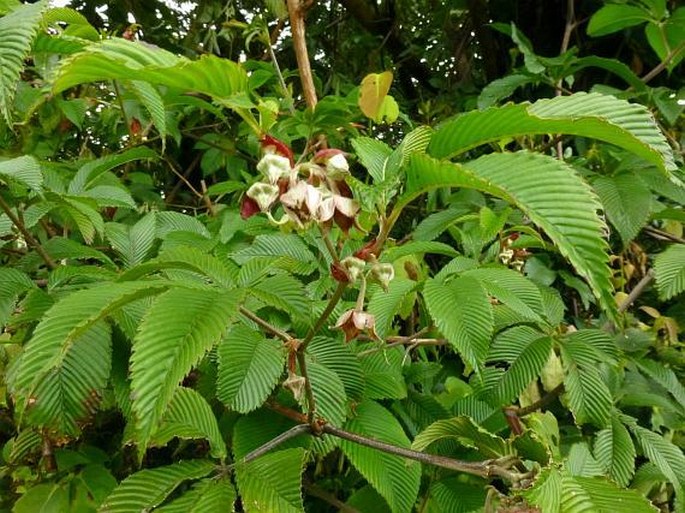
[332,256,396,343]
[241,136,360,233]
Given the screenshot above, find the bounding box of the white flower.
[370,263,395,291]
[326,153,349,178]
[340,256,366,282]
[246,182,279,211]
[280,181,323,226]
[257,153,292,184]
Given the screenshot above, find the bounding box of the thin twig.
[555,0,576,160]
[239,424,311,465]
[0,195,57,269]
[266,29,295,114]
[300,281,346,352]
[112,81,134,141]
[239,306,293,342]
[515,383,565,417]
[165,152,201,205]
[318,224,340,263]
[644,226,685,244]
[641,40,685,84]
[286,0,318,109]
[304,482,360,513]
[618,269,655,314]
[162,156,204,199]
[200,179,216,217]
[296,351,318,423]
[322,424,531,483]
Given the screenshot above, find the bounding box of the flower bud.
[257,153,292,184]
[370,263,395,291]
[246,182,279,212]
[326,153,350,178]
[341,256,366,283]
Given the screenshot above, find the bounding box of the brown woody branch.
[287,0,318,109]
[250,407,534,483]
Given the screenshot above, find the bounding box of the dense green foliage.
[0,0,684,512]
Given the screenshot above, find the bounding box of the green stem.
[300,281,346,352]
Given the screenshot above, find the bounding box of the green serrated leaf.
[341,400,421,513]
[217,325,285,414]
[151,387,227,460]
[98,460,215,513]
[130,286,243,455]
[654,244,685,300]
[235,448,306,513]
[412,416,510,458]
[593,173,652,246]
[368,278,418,339]
[423,276,493,372]
[594,415,636,486]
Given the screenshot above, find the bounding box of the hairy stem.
[0,195,57,269]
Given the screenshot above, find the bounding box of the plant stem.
[322,424,531,482]
[618,269,655,314]
[239,306,292,342]
[162,156,204,200]
[300,281,347,352]
[555,0,576,160]
[112,81,134,141]
[286,0,318,109]
[304,482,360,513]
[265,29,296,114]
[515,383,565,417]
[641,40,685,84]
[239,424,311,465]
[262,403,533,483]
[0,195,57,270]
[318,224,340,263]
[296,351,317,423]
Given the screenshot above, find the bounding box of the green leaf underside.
[235,448,307,513]
[428,92,675,173]
[0,1,47,124]
[403,152,616,320]
[98,460,215,513]
[53,38,248,100]
[654,244,685,300]
[9,281,168,434]
[525,468,658,513]
[412,416,510,458]
[341,401,421,513]
[152,387,227,460]
[130,286,243,454]
[155,478,236,513]
[368,278,418,339]
[0,155,42,191]
[593,173,652,246]
[594,416,636,487]
[423,276,493,371]
[217,325,284,414]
